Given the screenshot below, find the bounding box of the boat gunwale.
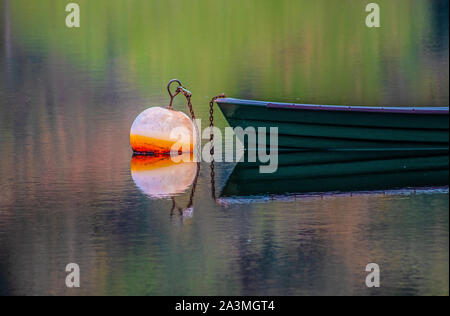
[216,98,450,115]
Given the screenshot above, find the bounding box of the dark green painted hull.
[216,98,449,150]
[221,150,449,198]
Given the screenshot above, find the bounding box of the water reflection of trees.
[0,0,448,296]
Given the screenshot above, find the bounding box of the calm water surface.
[0,0,448,295]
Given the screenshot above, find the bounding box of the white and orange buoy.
[130,107,197,154]
[131,154,198,198]
[130,79,198,155]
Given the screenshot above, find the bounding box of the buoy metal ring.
[167,79,183,109]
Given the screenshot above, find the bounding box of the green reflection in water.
[7,0,449,113]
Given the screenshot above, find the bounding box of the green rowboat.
[216,98,449,150]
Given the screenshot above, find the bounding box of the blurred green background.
[5,0,449,108]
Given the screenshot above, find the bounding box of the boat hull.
[216,98,449,150]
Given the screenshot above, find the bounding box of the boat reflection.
[131,154,199,199]
[220,150,449,203]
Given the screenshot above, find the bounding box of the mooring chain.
[170,161,201,218]
[209,94,226,201]
[167,80,227,203]
[166,80,227,205]
[209,94,226,155]
[187,162,201,209]
[167,79,202,160]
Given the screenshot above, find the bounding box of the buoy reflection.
[131,154,198,199]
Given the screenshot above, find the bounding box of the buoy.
[131,154,198,198]
[130,107,197,154]
[130,79,198,154]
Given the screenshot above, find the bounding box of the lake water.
[0,0,448,296]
